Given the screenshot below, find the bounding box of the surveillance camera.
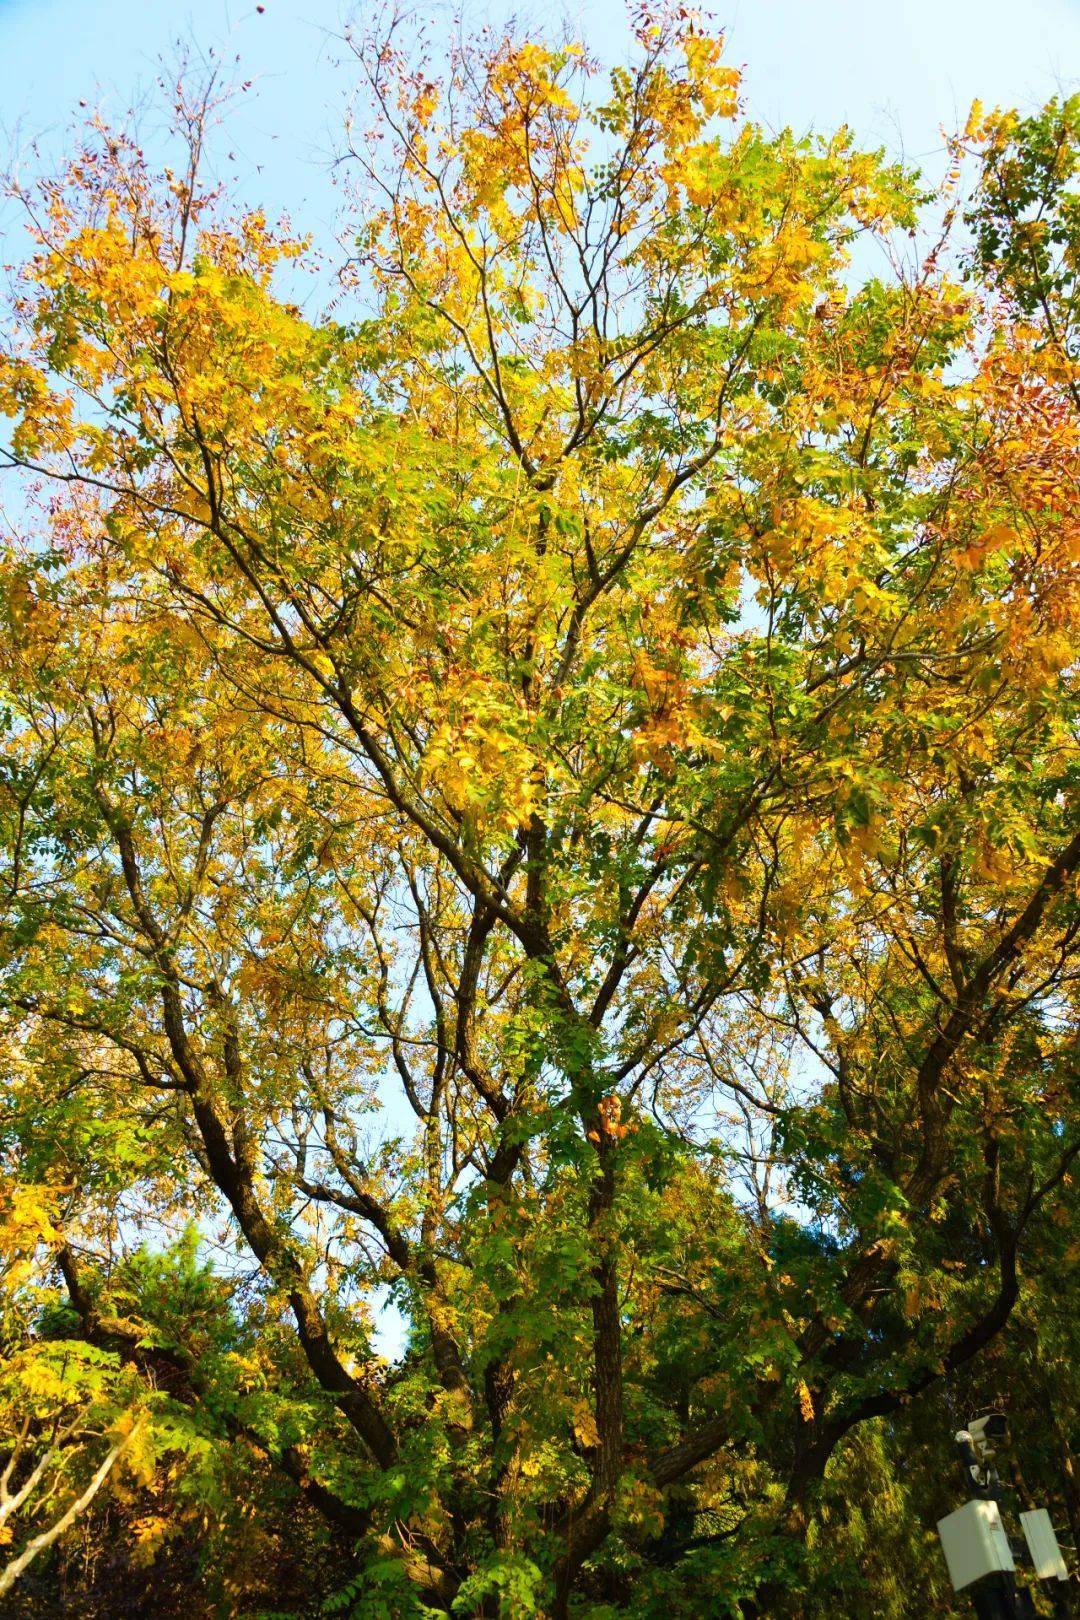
[966,1412,1007,1458]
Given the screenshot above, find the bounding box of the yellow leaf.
[572,1400,600,1449]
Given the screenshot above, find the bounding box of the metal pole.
[968,1572,1027,1620]
[1049,1578,1073,1620]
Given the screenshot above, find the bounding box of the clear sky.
[1,0,1078,259]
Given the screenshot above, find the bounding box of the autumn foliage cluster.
[1,9,1080,1616]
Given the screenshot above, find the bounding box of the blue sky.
[1,0,1078,255]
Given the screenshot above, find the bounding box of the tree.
[0,13,1078,1615]
[0,1183,204,1607]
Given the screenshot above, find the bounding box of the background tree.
[0,13,1078,1616]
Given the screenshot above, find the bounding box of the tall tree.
[1,16,1078,1616]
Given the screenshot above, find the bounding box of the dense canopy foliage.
[1,11,1079,1616]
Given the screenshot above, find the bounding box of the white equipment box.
[937,1499,1015,1592]
[1019,1509,1069,1581]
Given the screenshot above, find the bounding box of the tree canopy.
[1,12,1079,1616]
